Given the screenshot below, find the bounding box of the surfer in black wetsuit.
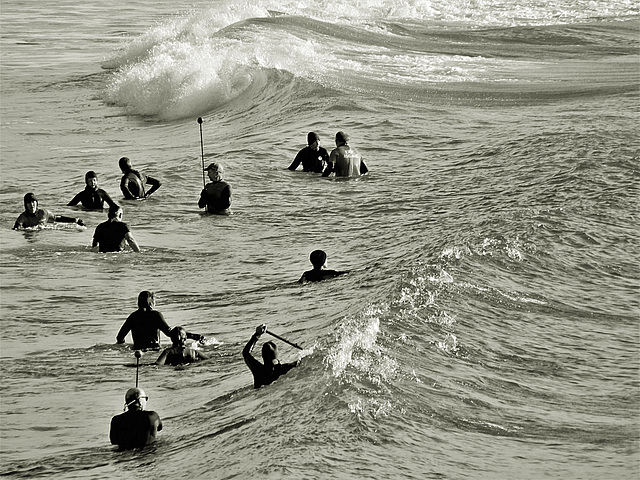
[243,324,299,389]
[68,171,118,210]
[13,192,84,230]
[116,291,204,350]
[298,249,348,283]
[119,157,162,200]
[155,326,208,366]
[109,387,162,450]
[198,162,232,214]
[92,205,140,253]
[288,132,329,173]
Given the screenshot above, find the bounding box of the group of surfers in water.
[12,130,366,450]
[110,249,346,450]
[13,131,366,257]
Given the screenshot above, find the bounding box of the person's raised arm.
[243,324,266,360]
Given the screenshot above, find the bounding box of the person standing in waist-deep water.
[298,249,348,283]
[288,132,329,173]
[118,157,162,200]
[109,387,162,450]
[242,324,299,389]
[13,192,84,230]
[92,205,140,253]
[67,170,118,210]
[155,326,209,366]
[116,291,204,350]
[322,131,368,178]
[198,162,232,215]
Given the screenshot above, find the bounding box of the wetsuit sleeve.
[360,159,368,175]
[288,150,304,170]
[198,189,207,208]
[67,192,83,206]
[242,334,263,386]
[186,332,204,342]
[54,215,79,224]
[145,175,161,197]
[13,214,25,230]
[120,176,135,199]
[156,312,172,339]
[101,190,118,209]
[109,416,121,445]
[221,185,231,209]
[116,315,133,343]
[155,349,169,365]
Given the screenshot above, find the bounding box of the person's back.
[201,180,231,213]
[332,145,363,177]
[93,219,130,252]
[92,206,139,253]
[109,387,162,450]
[117,309,169,350]
[110,409,162,450]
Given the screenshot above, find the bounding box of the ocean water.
[0,0,638,478]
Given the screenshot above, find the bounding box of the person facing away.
[155,326,209,366]
[92,205,140,253]
[288,132,329,173]
[119,157,162,200]
[116,291,204,350]
[67,170,118,210]
[242,324,299,389]
[322,131,368,178]
[109,387,162,450]
[13,192,84,230]
[298,249,348,283]
[198,162,232,215]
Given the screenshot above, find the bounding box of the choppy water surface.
[0,0,638,478]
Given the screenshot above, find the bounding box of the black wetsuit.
[288,146,329,173]
[242,335,297,388]
[92,220,131,252]
[109,410,162,450]
[120,170,161,199]
[68,187,117,210]
[116,309,172,350]
[298,269,347,283]
[198,181,231,214]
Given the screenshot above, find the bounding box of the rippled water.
[1,0,638,478]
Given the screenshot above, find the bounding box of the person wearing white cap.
[13,192,84,230]
[198,162,232,215]
[109,387,163,450]
[322,131,369,178]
